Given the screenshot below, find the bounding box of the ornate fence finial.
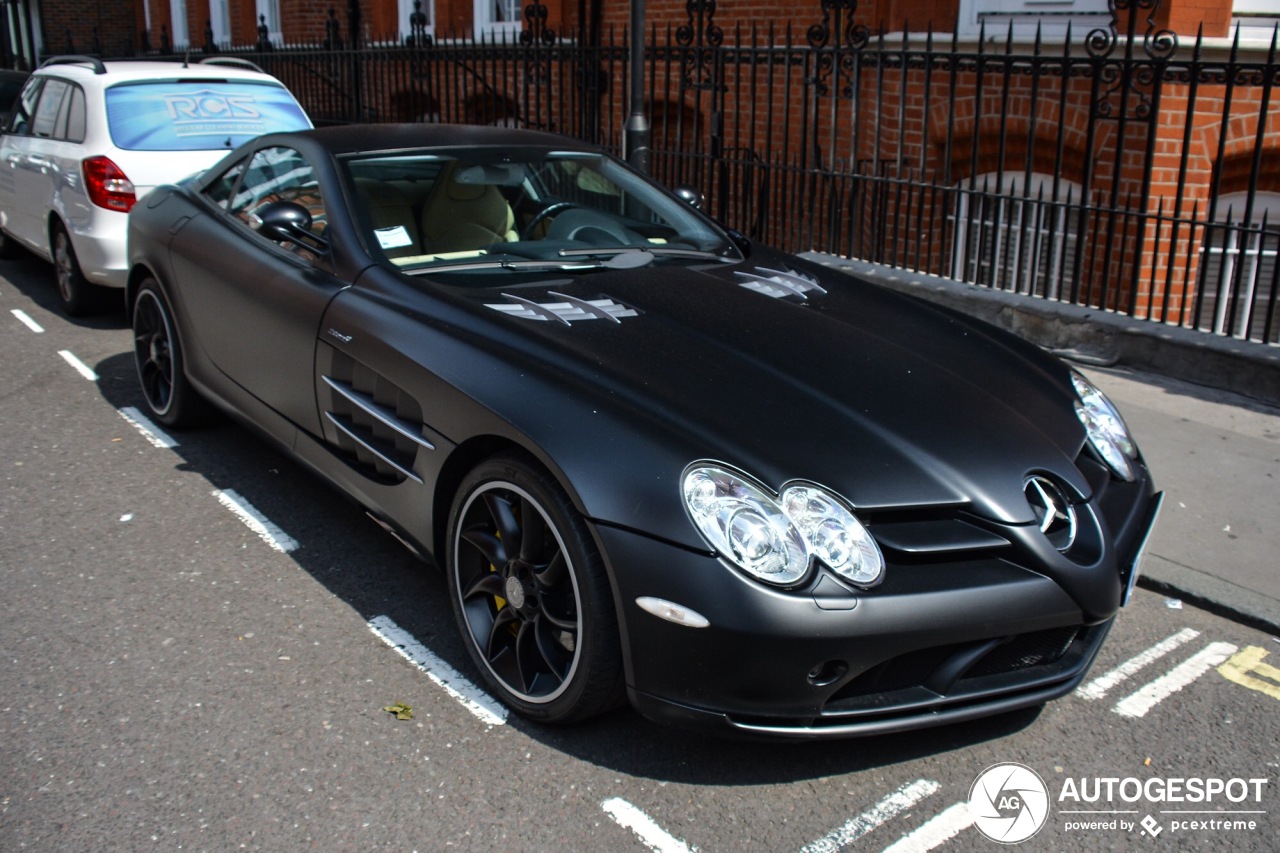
[807,0,868,98]
[520,2,555,45]
[408,0,431,47]
[348,0,362,49]
[325,7,343,50]
[677,0,726,92]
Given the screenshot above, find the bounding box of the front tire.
[446,452,623,723]
[53,222,109,316]
[132,280,209,427]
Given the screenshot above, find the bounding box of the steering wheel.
[521,201,581,240]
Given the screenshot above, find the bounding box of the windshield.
[106,80,312,152]
[342,148,740,276]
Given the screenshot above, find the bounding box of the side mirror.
[674,185,705,210]
[725,227,752,258]
[252,201,327,252]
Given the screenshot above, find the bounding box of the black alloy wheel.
[132,280,208,427]
[447,452,623,723]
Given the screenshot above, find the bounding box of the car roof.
[34,56,287,85]
[291,123,605,157]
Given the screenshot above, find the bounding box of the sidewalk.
[804,253,1280,635]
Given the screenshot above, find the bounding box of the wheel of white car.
[446,451,624,723]
[53,222,109,316]
[131,279,210,427]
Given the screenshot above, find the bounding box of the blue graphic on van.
[106,81,311,151]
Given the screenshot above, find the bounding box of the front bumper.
[593,481,1160,740]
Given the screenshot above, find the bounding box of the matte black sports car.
[127,124,1161,739]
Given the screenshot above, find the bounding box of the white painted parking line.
[1077,627,1201,700]
[11,309,43,333]
[801,779,941,853]
[58,349,98,380]
[118,406,179,449]
[602,797,698,853]
[368,615,507,726]
[879,802,974,853]
[211,488,298,553]
[1113,641,1239,718]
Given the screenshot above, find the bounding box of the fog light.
[807,659,848,686]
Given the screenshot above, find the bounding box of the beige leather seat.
[354,178,420,259]
[418,162,518,254]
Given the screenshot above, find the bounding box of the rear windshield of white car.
[105,80,311,151]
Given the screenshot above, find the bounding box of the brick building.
[3,0,1278,340]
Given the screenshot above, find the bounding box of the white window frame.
[169,0,189,47]
[1198,191,1280,339]
[400,0,435,41]
[950,172,1084,299]
[956,0,1112,41]
[208,0,231,48]
[474,0,522,41]
[1232,0,1280,42]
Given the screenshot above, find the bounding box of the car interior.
[343,150,730,272]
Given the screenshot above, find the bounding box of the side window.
[60,86,86,143]
[31,79,69,138]
[202,157,249,209]
[226,146,327,257]
[9,78,44,135]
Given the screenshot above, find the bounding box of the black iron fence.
[105,3,1280,345]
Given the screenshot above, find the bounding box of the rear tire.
[53,222,110,316]
[132,279,210,427]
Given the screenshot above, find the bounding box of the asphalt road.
[2,253,1278,852]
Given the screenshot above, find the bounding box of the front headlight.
[682,463,885,588]
[1072,372,1138,481]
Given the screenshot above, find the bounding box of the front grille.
[965,626,1081,678]
[825,624,1085,710]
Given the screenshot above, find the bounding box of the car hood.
[447,249,1091,532]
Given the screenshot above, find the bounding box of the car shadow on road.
[0,250,130,328]
[90,348,1041,787]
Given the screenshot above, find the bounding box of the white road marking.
[801,779,941,853]
[1077,627,1201,700]
[117,406,179,449]
[602,797,698,853]
[11,309,43,332]
[58,349,98,380]
[880,802,974,852]
[368,615,507,726]
[1113,641,1239,718]
[211,488,298,553]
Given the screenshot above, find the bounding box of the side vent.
[485,292,639,325]
[321,373,433,485]
[735,266,826,301]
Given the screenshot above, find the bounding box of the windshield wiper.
[558,246,736,263]
[404,250,657,276]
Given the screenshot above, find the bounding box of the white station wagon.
[0,55,311,314]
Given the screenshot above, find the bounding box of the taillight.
[82,156,137,213]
